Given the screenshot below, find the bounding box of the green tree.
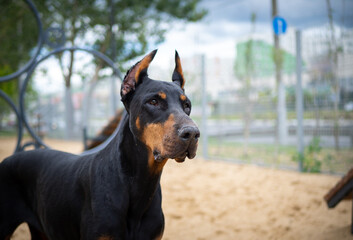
[0,1,45,130]
[40,0,206,139]
[1,0,206,139]
[0,66,17,130]
[0,1,44,73]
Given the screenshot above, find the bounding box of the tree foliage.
[0,1,43,123]
[0,0,206,82]
[0,1,40,73]
[0,0,206,137]
[40,0,206,66]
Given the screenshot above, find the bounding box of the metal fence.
[1,1,352,175]
[0,0,122,155]
[190,26,353,175]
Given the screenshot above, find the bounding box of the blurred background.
[0,0,352,175]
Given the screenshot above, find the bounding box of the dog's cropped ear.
[172,50,185,90]
[121,49,157,100]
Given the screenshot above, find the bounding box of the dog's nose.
[178,126,200,143]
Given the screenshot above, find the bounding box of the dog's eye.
[148,99,158,106]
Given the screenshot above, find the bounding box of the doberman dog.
[0,50,199,240]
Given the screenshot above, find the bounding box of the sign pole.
[272,0,288,146]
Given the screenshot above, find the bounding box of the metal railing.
[0,0,122,154]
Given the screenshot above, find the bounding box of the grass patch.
[192,110,353,121]
[203,137,353,174]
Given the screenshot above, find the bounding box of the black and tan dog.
[0,50,199,240]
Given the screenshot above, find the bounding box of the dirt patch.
[161,159,351,240]
[0,137,83,159]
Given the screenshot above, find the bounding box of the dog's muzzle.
[174,125,200,162]
[153,124,200,163]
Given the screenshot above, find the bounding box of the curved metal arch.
[19,46,123,150]
[0,0,44,83]
[0,90,23,153]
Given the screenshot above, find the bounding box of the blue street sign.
[273,16,287,35]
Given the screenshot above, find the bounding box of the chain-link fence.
[186,25,353,175]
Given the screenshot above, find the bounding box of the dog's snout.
[178,126,200,142]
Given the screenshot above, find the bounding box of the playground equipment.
[324,168,353,234]
[0,0,123,154]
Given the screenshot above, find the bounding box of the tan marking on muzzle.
[141,114,176,171]
[147,151,168,175]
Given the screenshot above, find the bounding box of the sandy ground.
[0,137,351,240]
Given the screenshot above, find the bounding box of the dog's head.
[121,50,199,164]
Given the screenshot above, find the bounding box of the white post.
[201,54,208,159]
[296,30,304,172]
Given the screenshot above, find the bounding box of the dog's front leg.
[135,185,165,240]
[80,198,129,240]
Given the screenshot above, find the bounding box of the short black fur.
[0,50,199,240]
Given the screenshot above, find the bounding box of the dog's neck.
[96,112,162,206]
[119,113,164,213]
[119,114,167,177]
[90,112,163,223]
[104,112,166,180]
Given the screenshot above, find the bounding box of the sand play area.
[0,137,352,239]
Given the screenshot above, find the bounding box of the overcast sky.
[148,0,352,74]
[201,0,353,28]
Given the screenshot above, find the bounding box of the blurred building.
[176,24,353,114]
